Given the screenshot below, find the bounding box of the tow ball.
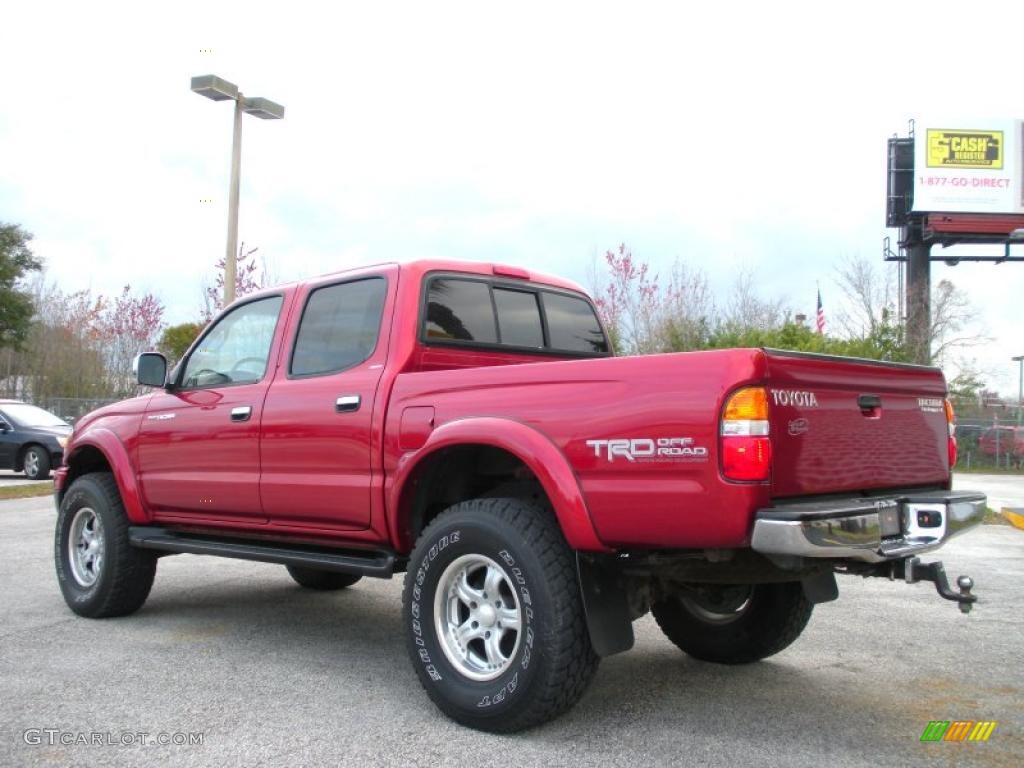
[896,557,977,614]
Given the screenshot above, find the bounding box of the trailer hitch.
[838,557,978,614]
[896,557,977,614]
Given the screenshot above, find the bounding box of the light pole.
[191,75,284,305]
[1013,355,1024,426]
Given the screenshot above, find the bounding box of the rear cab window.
[493,288,544,348]
[421,274,609,357]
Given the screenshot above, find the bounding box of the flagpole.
[816,282,824,336]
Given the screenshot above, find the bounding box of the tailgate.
[763,350,950,498]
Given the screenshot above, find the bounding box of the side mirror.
[0,420,9,433]
[134,352,169,388]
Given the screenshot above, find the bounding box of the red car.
[53,260,985,732]
[978,426,1024,458]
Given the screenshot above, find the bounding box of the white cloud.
[1,0,1021,390]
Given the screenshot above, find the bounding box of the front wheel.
[652,582,813,665]
[285,565,362,590]
[55,473,157,618]
[402,498,599,732]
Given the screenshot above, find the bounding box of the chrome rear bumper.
[751,490,986,563]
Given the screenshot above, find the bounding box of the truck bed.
[387,347,952,551]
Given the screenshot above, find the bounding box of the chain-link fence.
[956,417,1023,471]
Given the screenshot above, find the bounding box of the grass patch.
[983,507,1012,526]
[0,483,53,500]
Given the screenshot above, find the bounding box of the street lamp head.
[242,97,285,120]
[191,74,239,101]
[1013,355,1024,362]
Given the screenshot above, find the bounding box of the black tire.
[23,444,51,480]
[403,498,599,733]
[285,565,362,590]
[55,472,157,618]
[652,582,812,665]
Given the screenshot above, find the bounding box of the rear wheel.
[652,582,812,664]
[285,565,362,590]
[23,445,50,480]
[55,473,157,617]
[403,498,599,732]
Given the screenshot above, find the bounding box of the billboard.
[912,119,1023,214]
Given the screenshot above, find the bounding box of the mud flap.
[577,555,634,657]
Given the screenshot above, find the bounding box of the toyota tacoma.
[53,259,984,732]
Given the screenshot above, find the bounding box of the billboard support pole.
[904,228,931,365]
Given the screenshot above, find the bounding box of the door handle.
[336,395,361,413]
[231,406,253,422]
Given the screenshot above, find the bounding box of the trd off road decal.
[586,437,708,463]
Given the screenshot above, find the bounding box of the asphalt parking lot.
[953,473,1024,512]
[1,493,1021,768]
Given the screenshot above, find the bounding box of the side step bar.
[129,527,397,578]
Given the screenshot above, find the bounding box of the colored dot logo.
[921,720,997,742]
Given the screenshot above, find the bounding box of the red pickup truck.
[53,259,984,732]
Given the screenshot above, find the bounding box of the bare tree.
[654,260,714,352]
[832,255,986,365]
[1,277,107,401]
[0,274,164,402]
[832,256,900,338]
[201,242,271,322]
[719,268,788,333]
[929,279,989,366]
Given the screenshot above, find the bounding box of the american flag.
[816,289,825,334]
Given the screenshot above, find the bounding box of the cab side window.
[290,277,387,377]
[182,296,284,389]
[541,292,608,354]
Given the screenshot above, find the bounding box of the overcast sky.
[1,1,1022,392]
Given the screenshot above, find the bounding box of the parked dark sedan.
[0,400,72,480]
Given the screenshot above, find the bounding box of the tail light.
[721,386,771,481]
[945,398,957,468]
